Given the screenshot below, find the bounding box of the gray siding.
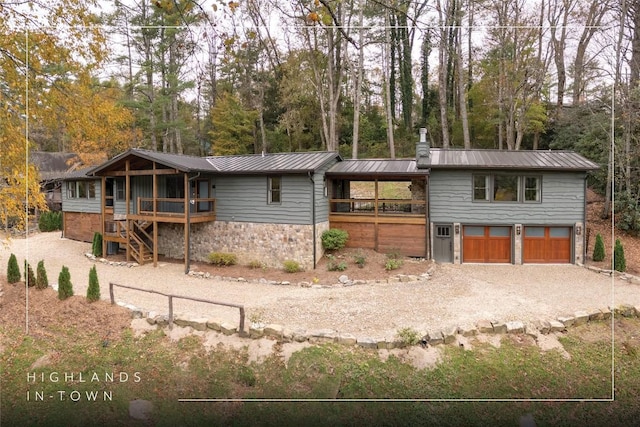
[313,161,334,224]
[215,174,313,224]
[61,179,102,213]
[429,170,585,224]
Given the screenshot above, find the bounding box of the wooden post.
[168,295,174,330]
[374,179,379,251]
[153,164,158,267]
[101,176,107,258]
[184,172,189,273]
[125,160,131,262]
[109,282,114,304]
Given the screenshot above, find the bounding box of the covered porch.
[326,159,430,258]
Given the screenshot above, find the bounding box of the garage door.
[463,226,512,263]
[523,226,571,263]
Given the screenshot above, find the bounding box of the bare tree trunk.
[437,0,450,148]
[457,21,470,149]
[351,0,364,159]
[384,11,396,158]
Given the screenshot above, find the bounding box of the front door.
[190,179,210,212]
[434,224,453,262]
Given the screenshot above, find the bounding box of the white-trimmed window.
[472,174,541,203]
[268,176,281,204]
[67,181,96,199]
[493,175,519,202]
[473,175,489,201]
[524,176,541,202]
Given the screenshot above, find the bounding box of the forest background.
[0,0,638,235]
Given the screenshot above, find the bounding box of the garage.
[462,226,512,263]
[523,226,571,263]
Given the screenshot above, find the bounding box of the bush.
[614,239,626,272]
[592,233,605,262]
[36,260,48,289]
[246,260,265,269]
[283,260,302,273]
[38,211,62,232]
[353,253,366,268]
[326,254,347,271]
[397,327,421,347]
[87,265,100,302]
[385,258,403,271]
[92,232,103,257]
[24,261,36,287]
[321,229,349,251]
[58,266,73,300]
[7,254,20,284]
[207,252,237,266]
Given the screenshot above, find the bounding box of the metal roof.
[427,149,599,171]
[326,159,427,176]
[206,151,340,174]
[89,149,340,175]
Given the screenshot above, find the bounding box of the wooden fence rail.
[109,282,245,332]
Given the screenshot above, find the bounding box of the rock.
[258,278,268,284]
[557,316,575,327]
[573,311,589,326]
[220,323,237,335]
[206,319,222,331]
[524,323,539,339]
[588,310,604,321]
[237,277,247,282]
[356,337,377,349]
[249,326,264,339]
[376,338,389,349]
[129,399,153,421]
[309,329,337,344]
[537,320,551,335]
[442,327,457,344]
[173,317,190,328]
[264,324,284,339]
[292,329,308,342]
[280,281,291,286]
[549,320,565,332]
[616,304,636,318]
[188,318,208,331]
[154,315,168,327]
[506,321,525,334]
[458,325,478,337]
[476,319,494,334]
[337,333,357,346]
[600,307,612,320]
[428,331,444,346]
[338,275,350,284]
[491,321,508,334]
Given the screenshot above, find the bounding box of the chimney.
[416,127,430,169]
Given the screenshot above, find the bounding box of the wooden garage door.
[463,226,512,263]
[523,227,571,263]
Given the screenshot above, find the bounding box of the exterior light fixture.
[454,224,460,234]
[576,225,582,236]
[516,225,521,235]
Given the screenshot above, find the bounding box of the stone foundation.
[157,221,329,270]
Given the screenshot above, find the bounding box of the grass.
[2,319,640,425]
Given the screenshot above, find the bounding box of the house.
[60,133,598,270]
[30,152,85,211]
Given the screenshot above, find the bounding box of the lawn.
[2,314,640,426]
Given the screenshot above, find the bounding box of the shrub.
[24,261,36,287]
[87,265,100,302]
[321,229,349,251]
[92,232,103,257]
[283,260,302,273]
[326,254,347,271]
[58,266,73,300]
[246,260,265,269]
[614,239,626,273]
[386,248,402,260]
[353,253,366,268]
[397,327,421,347]
[7,254,21,284]
[36,260,49,289]
[592,233,605,262]
[385,258,403,271]
[207,252,237,266]
[38,211,62,232]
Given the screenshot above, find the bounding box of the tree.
[592,233,605,261]
[36,260,49,290]
[92,232,103,258]
[87,265,100,302]
[58,266,73,300]
[210,92,258,155]
[24,261,36,288]
[7,254,21,284]
[614,239,626,272]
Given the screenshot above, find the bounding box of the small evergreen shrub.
[321,229,349,251]
[38,211,62,232]
[592,233,605,262]
[246,260,265,269]
[24,261,36,287]
[87,265,100,302]
[92,232,103,257]
[7,254,21,284]
[614,239,626,273]
[283,260,302,273]
[353,253,366,268]
[58,266,73,300]
[36,260,49,289]
[207,252,237,266]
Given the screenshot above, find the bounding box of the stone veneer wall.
[157,220,330,270]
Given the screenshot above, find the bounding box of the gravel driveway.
[4,232,639,338]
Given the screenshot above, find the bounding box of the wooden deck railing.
[109,282,245,332]
[330,198,426,215]
[137,197,216,216]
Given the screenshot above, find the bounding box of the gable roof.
[88,148,341,176]
[206,151,340,174]
[30,152,83,181]
[426,149,599,171]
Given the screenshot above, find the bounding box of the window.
[493,175,519,201]
[165,176,184,199]
[268,176,281,204]
[524,176,540,202]
[473,175,489,201]
[115,179,125,201]
[67,181,77,199]
[67,181,96,199]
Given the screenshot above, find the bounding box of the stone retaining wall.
[156,220,330,270]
